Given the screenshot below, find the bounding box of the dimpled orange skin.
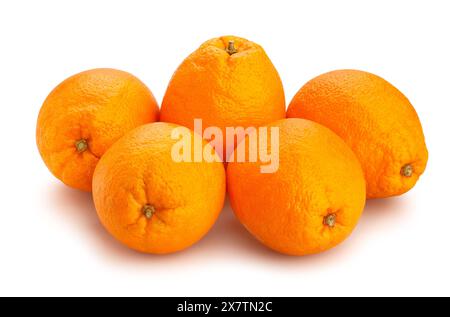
[92,123,226,254]
[287,69,428,198]
[160,35,286,159]
[36,68,159,192]
[227,119,366,256]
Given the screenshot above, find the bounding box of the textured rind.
[227,118,366,256]
[92,122,226,254]
[287,69,428,198]
[160,35,286,158]
[36,68,159,191]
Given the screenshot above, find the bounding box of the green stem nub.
[75,139,88,153]
[225,40,238,55]
[323,214,336,228]
[142,204,156,219]
[401,164,414,177]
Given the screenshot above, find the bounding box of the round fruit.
[92,122,226,254]
[160,35,286,160]
[287,69,428,198]
[227,118,366,256]
[36,68,159,191]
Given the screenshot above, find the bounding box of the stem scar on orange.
[36,68,159,191]
[227,118,366,256]
[287,69,428,198]
[92,122,226,254]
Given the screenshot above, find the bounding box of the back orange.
[36,68,159,191]
[287,69,428,198]
[160,35,286,159]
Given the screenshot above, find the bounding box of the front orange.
[92,122,226,254]
[227,119,366,255]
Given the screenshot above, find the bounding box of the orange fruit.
[160,35,286,160]
[227,118,366,256]
[92,122,226,254]
[287,69,428,198]
[36,68,159,191]
[287,70,428,198]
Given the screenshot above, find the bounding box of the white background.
[0,0,449,296]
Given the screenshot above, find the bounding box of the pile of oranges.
[36,35,428,256]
